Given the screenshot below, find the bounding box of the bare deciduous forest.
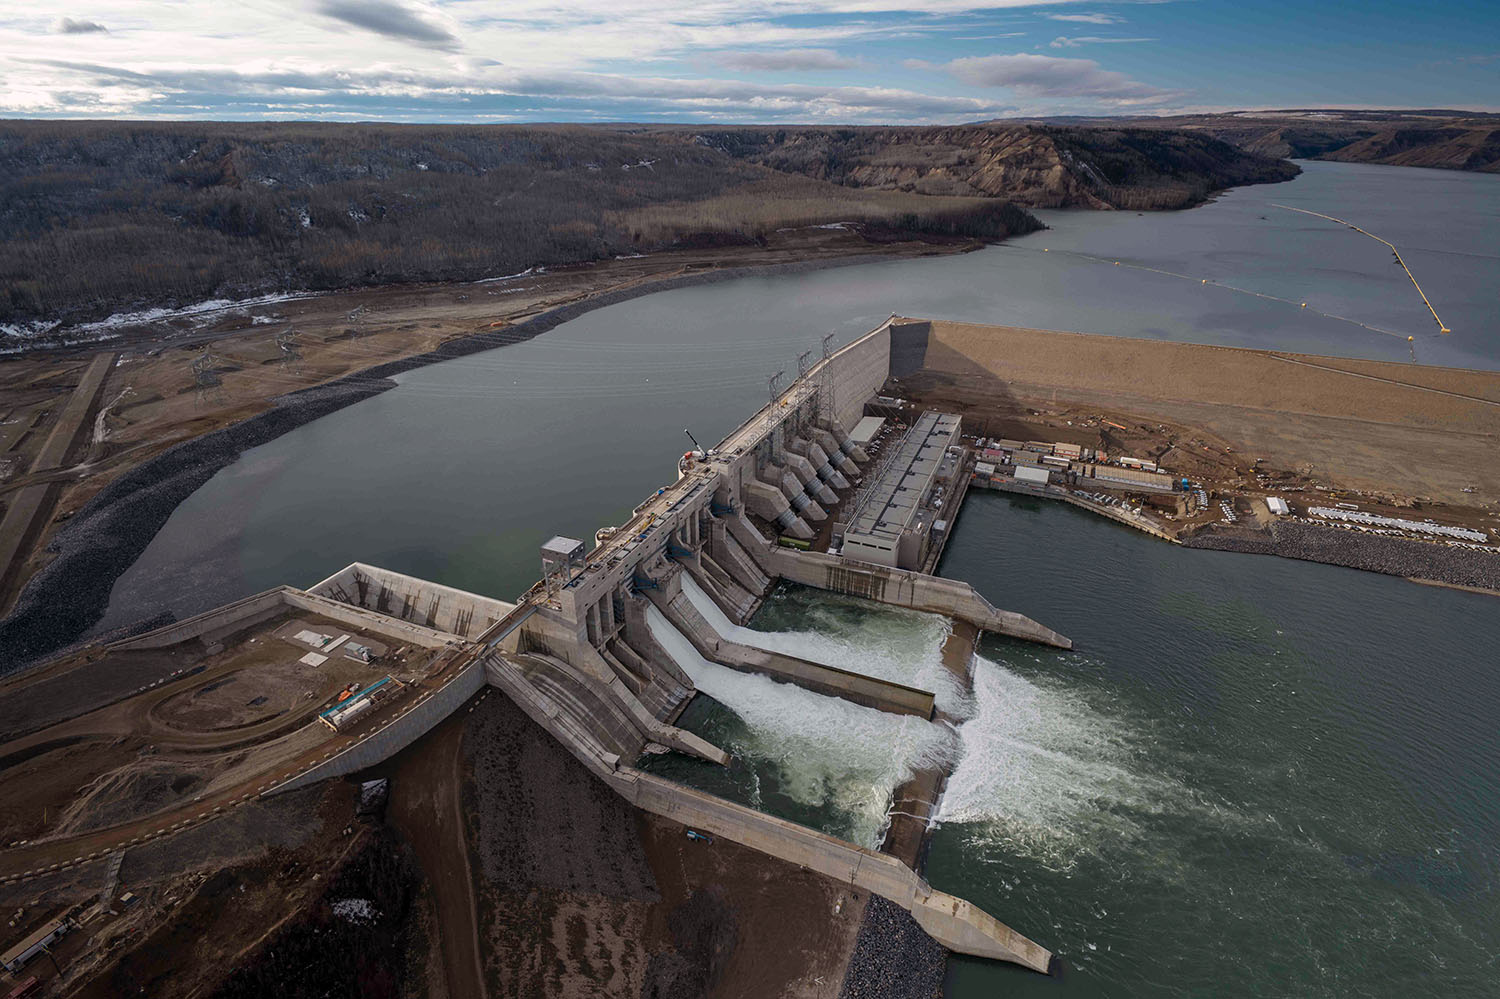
[0,120,1296,327]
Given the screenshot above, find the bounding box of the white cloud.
[0,1,1190,120]
[314,1,459,51]
[1045,12,1124,24]
[945,53,1175,102]
[1050,36,1154,48]
[714,48,859,71]
[54,17,109,34]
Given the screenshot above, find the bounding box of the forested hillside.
[0,120,1299,328]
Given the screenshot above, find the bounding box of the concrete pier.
[767,546,1072,649]
[648,567,936,718]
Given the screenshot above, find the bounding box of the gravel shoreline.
[1183,521,1500,592]
[838,894,948,999]
[0,253,905,675]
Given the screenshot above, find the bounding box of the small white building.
[1266,497,1290,516]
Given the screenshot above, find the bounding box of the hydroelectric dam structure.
[36,317,1071,974]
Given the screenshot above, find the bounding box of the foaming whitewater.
[681,575,970,715]
[646,604,950,846]
[938,653,1189,872]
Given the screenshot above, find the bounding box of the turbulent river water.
[649,503,1500,997]
[90,161,1499,996]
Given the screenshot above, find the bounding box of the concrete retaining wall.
[652,585,935,719]
[768,548,1072,649]
[479,648,1048,972]
[267,660,486,795]
[109,588,292,651]
[111,585,462,655]
[309,562,516,640]
[614,768,1051,973]
[281,590,459,648]
[825,321,893,431]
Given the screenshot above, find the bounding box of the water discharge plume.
[937,653,1184,872]
[646,604,950,847]
[681,576,971,717]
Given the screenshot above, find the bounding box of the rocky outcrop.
[702,124,1300,210]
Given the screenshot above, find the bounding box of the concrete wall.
[309,562,516,640]
[111,585,463,656]
[110,588,292,651]
[266,660,486,795]
[767,548,1072,649]
[652,584,935,718]
[824,320,893,431]
[614,768,1051,973]
[281,590,460,648]
[479,648,1049,972]
[887,318,932,378]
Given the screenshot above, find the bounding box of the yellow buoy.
[1201,279,1207,284]
[1408,336,1414,341]
[1114,261,1120,266]
[1300,302,1307,308]
[1043,248,1049,252]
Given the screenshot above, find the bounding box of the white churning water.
[645,602,951,847]
[679,574,969,715]
[938,652,1187,873]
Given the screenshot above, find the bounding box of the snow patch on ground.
[331,898,378,924]
[0,291,317,354]
[474,266,541,285]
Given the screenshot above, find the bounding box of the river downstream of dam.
[85,162,1500,996]
[645,496,1500,997]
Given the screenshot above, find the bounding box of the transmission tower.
[819,332,839,426]
[765,369,785,459]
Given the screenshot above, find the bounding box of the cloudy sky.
[4,1,1496,122]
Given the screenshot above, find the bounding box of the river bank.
[1181,520,1500,591]
[0,233,973,674]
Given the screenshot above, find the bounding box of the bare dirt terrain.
[890,318,1500,589]
[897,318,1500,516]
[449,693,868,999]
[0,782,358,999]
[0,607,444,880]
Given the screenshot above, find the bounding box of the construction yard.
[0,606,443,861]
[884,319,1500,589]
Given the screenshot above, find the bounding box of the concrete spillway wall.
[617,768,1052,972]
[765,547,1073,649]
[309,562,516,641]
[267,659,486,795]
[649,576,936,718]
[480,649,1049,972]
[111,585,462,655]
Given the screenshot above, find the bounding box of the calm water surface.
[92,162,1500,996]
[97,160,1499,628]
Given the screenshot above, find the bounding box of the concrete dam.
[44,317,1070,974]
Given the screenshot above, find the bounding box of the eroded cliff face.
[1068,112,1500,175]
[699,124,1300,210]
[1316,125,1500,172]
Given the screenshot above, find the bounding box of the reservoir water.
[87,161,1500,995]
